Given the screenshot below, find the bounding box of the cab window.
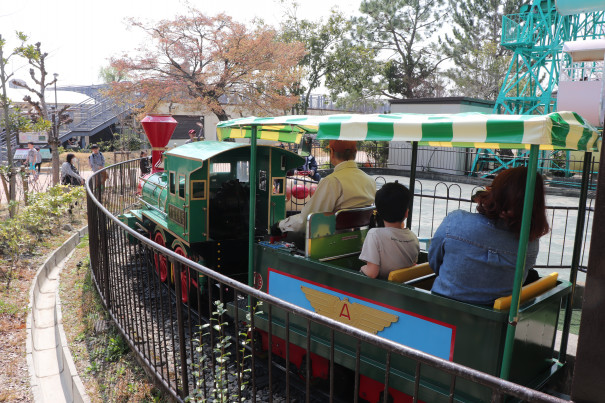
[191,180,206,200]
[178,175,186,199]
[169,172,176,194]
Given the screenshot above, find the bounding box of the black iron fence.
[401,180,594,271]
[86,160,572,402]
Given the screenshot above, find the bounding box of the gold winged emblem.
[301,286,398,334]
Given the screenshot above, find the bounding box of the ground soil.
[0,203,86,402]
[58,238,166,402]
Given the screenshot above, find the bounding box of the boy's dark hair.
[375,181,411,223]
[90,144,99,149]
[28,141,34,145]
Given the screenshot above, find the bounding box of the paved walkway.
[0,169,93,204]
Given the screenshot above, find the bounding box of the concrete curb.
[26,226,90,403]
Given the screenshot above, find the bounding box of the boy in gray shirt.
[359,182,419,279]
[88,144,105,172]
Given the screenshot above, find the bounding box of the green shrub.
[0,185,85,289]
[359,141,389,167]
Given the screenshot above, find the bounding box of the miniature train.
[117,111,600,402]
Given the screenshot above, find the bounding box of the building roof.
[6,87,92,105]
[389,97,495,108]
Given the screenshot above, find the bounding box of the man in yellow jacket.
[278,140,376,234]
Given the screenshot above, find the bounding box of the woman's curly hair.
[474,166,549,242]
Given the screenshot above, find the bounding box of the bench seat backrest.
[305,206,375,261]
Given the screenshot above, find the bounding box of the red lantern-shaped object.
[291,184,310,200]
[141,114,178,173]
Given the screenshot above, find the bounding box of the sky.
[1,0,361,87]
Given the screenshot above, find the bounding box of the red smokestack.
[141,114,178,173]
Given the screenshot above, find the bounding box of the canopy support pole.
[559,151,592,362]
[248,126,258,291]
[406,141,418,229]
[500,144,539,380]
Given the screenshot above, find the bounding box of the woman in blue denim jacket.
[429,167,550,305]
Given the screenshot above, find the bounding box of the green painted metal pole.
[500,144,539,380]
[559,151,592,362]
[248,126,258,289]
[406,141,418,229]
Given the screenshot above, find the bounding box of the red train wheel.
[153,232,168,283]
[174,246,189,303]
[174,246,195,304]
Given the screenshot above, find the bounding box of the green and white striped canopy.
[216,111,601,151]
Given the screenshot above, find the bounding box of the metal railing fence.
[86,160,571,402]
[404,180,594,271]
[308,143,599,186]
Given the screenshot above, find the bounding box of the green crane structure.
[496,0,605,115]
[470,0,605,177]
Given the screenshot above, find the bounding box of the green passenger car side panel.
[251,244,571,402]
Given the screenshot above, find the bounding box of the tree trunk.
[50,117,60,185]
[8,169,16,214]
[22,171,28,206]
[214,105,230,122]
[0,36,17,217]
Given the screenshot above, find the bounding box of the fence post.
[87,192,98,274]
[100,208,111,309]
[172,260,189,398]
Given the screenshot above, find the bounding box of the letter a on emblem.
[339,303,351,320]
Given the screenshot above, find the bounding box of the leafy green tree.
[324,39,382,108]
[441,0,526,100]
[98,65,127,83]
[280,4,359,114]
[351,0,448,99]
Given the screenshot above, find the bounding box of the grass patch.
[76,234,90,249]
[0,299,27,316]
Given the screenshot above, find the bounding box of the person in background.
[185,129,198,144]
[34,147,42,174]
[140,151,151,175]
[61,153,84,186]
[25,142,37,177]
[89,144,107,185]
[276,140,376,234]
[297,154,320,182]
[89,144,105,172]
[428,167,550,305]
[295,137,320,181]
[359,182,419,279]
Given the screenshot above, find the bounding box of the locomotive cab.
[159,141,303,244]
[129,141,303,289]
